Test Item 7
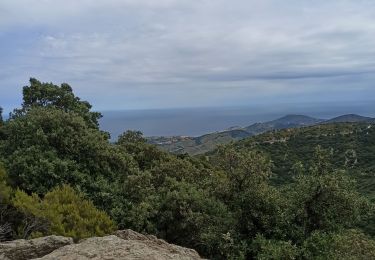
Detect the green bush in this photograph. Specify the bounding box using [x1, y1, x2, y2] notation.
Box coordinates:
[12, 185, 115, 240]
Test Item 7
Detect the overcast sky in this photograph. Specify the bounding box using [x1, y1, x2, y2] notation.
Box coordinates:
[1, 0, 375, 113]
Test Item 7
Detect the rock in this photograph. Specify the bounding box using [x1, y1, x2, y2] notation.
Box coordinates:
[114, 229, 202, 258]
[0, 230, 203, 260]
[35, 230, 203, 260]
[0, 235, 73, 260]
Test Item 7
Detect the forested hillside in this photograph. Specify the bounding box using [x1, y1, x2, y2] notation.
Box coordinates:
[210, 122, 375, 238]
[230, 123, 375, 199]
[149, 114, 374, 155]
[0, 79, 374, 259]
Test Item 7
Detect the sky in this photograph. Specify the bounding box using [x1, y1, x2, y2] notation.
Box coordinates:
[1, 0, 375, 114]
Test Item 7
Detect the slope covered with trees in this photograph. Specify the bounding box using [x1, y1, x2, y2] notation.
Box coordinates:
[230, 123, 375, 199]
[0, 79, 374, 259]
[149, 114, 374, 155]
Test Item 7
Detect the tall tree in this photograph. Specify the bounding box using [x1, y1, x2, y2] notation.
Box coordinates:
[1, 80, 136, 212]
[12, 78, 101, 128]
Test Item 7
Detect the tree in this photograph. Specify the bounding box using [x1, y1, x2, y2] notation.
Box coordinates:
[1, 107, 136, 212]
[152, 178, 235, 258]
[213, 146, 272, 196]
[118, 130, 146, 145]
[301, 229, 375, 259]
[117, 130, 167, 170]
[285, 147, 371, 241]
[213, 146, 288, 258]
[236, 184, 286, 241]
[0, 165, 11, 206]
[112, 152, 238, 259]
[0, 165, 15, 241]
[11, 191, 49, 239]
[251, 235, 298, 260]
[12, 78, 101, 128]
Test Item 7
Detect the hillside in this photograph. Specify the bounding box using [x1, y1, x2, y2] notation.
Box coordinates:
[323, 114, 374, 124]
[244, 114, 323, 134]
[148, 129, 250, 154]
[149, 114, 372, 155]
[227, 122, 375, 201]
[208, 122, 375, 236]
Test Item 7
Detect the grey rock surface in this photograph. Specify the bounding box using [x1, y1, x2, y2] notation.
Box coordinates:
[0, 235, 73, 260]
[35, 232, 203, 260]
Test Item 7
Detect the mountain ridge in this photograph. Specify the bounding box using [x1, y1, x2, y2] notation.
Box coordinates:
[323, 114, 374, 124]
[147, 114, 374, 155]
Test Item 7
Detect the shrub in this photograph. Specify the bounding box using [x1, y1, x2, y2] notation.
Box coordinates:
[12, 185, 115, 240]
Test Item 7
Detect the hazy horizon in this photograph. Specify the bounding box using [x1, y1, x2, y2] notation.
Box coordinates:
[1, 1, 375, 137]
[99, 100, 375, 138]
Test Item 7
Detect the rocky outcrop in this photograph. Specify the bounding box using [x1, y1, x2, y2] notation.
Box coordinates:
[114, 229, 202, 259]
[0, 230, 203, 260]
[0, 235, 73, 260]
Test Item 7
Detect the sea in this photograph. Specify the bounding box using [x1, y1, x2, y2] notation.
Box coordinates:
[99, 101, 375, 140]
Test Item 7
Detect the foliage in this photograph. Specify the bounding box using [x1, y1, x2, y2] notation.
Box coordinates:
[283, 147, 371, 242]
[213, 146, 272, 195]
[251, 235, 298, 260]
[236, 184, 286, 240]
[213, 146, 286, 240]
[0, 106, 136, 212]
[12, 78, 101, 128]
[11, 190, 49, 239]
[153, 178, 234, 256]
[0, 165, 15, 241]
[1, 79, 374, 259]
[0, 164, 11, 205]
[12, 185, 115, 240]
[301, 230, 375, 259]
[117, 130, 167, 170]
[233, 123, 375, 237]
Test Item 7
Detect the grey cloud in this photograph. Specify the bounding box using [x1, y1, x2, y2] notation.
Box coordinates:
[1, 0, 375, 111]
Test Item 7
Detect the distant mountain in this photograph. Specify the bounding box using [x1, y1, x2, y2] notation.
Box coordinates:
[244, 114, 324, 134]
[148, 114, 374, 155]
[148, 114, 324, 154]
[323, 114, 374, 124]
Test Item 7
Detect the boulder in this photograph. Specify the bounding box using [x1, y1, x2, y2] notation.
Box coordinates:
[35, 231, 203, 260]
[0, 230, 203, 260]
[0, 235, 73, 260]
[33, 230, 202, 260]
[114, 229, 202, 258]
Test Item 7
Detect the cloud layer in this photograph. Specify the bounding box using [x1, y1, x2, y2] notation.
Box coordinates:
[1, 0, 375, 112]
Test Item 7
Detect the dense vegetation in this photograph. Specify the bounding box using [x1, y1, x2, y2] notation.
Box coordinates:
[0, 79, 374, 259]
[230, 123, 375, 201]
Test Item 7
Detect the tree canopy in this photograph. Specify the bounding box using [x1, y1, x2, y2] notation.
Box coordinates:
[0, 79, 373, 259]
[12, 78, 101, 128]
